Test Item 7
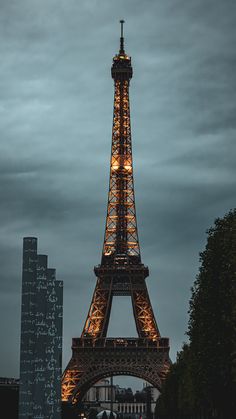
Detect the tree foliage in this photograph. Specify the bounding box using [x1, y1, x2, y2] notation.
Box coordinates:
[61, 401, 80, 418]
[156, 209, 236, 419]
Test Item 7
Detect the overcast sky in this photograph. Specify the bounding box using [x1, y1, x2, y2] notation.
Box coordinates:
[0, 0, 235, 391]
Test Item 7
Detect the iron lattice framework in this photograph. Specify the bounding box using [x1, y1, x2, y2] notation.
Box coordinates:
[103, 76, 139, 259]
[62, 21, 171, 404]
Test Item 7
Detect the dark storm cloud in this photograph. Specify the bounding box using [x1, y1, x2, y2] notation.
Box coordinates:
[0, 0, 235, 390]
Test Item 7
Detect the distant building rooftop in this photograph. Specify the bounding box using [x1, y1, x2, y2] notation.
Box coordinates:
[0, 377, 19, 386]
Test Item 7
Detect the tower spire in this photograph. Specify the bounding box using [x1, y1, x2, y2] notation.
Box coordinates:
[119, 19, 125, 54]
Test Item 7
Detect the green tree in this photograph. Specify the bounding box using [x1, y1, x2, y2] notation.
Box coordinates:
[155, 343, 195, 419]
[61, 401, 80, 418]
[188, 209, 236, 418]
[155, 209, 236, 419]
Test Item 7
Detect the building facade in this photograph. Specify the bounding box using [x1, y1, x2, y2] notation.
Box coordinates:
[84, 379, 116, 404]
[18, 237, 63, 419]
[83, 379, 159, 419]
[0, 377, 19, 419]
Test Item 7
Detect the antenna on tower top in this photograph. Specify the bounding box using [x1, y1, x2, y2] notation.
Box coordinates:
[120, 19, 124, 37]
[119, 19, 125, 54]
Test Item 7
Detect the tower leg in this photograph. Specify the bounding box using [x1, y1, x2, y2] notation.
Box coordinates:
[131, 284, 160, 340]
[81, 278, 113, 338]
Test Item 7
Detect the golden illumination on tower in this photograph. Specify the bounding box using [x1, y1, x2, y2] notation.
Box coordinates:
[61, 23, 170, 406]
[103, 71, 140, 258]
[61, 367, 81, 402]
[80, 20, 161, 342]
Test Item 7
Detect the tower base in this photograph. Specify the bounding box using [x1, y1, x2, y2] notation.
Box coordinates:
[62, 338, 171, 403]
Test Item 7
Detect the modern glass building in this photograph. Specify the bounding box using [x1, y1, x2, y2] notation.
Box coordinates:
[18, 237, 63, 419]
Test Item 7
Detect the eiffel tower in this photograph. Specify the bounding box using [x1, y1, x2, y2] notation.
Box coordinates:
[62, 21, 171, 404]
